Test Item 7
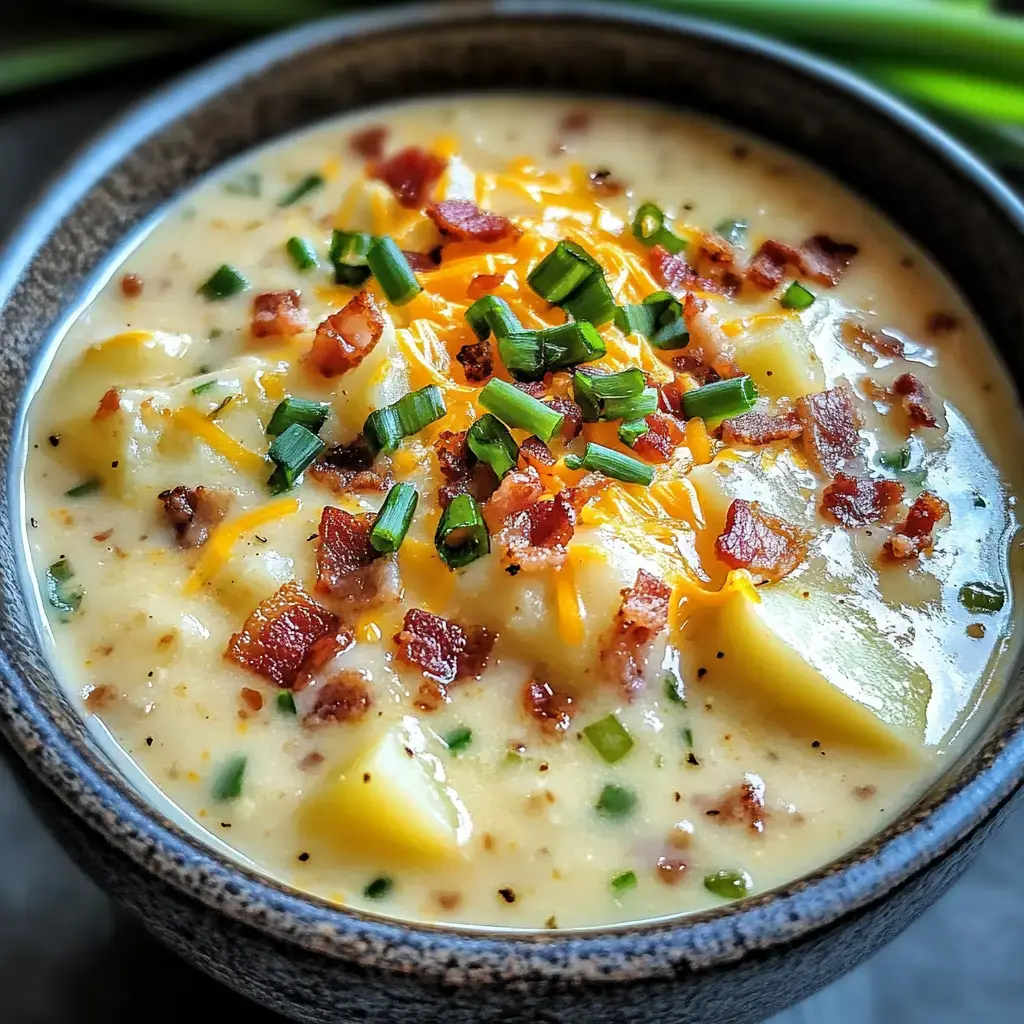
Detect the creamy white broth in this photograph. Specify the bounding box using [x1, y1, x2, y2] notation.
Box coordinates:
[22, 96, 1024, 929]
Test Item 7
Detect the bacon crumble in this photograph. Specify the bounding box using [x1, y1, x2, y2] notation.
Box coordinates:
[120, 272, 144, 298]
[315, 506, 398, 608]
[498, 492, 576, 572]
[798, 235, 859, 286]
[746, 239, 801, 290]
[820, 473, 904, 527]
[632, 412, 685, 463]
[251, 290, 308, 338]
[649, 244, 717, 294]
[925, 311, 960, 335]
[891, 372, 938, 429]
[157, 485, 231, 548]
[369, 146, 447, 208]
[796, 385, 861, 476]
[94, 387, 121, 420]
[701, 773, 768, 833]
[523, 679, 576, 736]
[455, 338, 494, 383]
[519, 436, 556, 470]
[427, 199, 519, 243]
[842, 320, 905, 360]
[715, 499, 809, 583]
[467, 273, 506, 300]
[721, 410, 802, 446]
[603, 569, 672, 698]
[309, 436, 392, 494]
[306, 290, 385, 378]
[434, 430, 499, 508]
[402, 248, 442, 272]
[304, 669, 373, 727]
[545, 395, 583, 440]
[349, 125, 388, 160]
[884, 491, 949, 560]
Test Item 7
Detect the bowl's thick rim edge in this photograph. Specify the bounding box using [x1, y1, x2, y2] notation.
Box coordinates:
[2, 0, 1024, 979]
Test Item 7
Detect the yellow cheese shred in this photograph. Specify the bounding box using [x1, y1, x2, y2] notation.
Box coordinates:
[555, 560, 585, 647]
[173, 407, 266, 474]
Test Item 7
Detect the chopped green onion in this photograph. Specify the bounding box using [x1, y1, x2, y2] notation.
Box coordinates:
[285, 236, 318, 273]
[563, 443, 655, 486]
[615, 291, 689, 350]
[704, 868, 753, 901]
[528, 240, 601, 304]
[211, 755, 247, 801]
[329, 229, 373, 287]
[563, 273, 617, 326]
[276, 173, 324, 208]
[877, 446, 912, 472]
[223, 172, 261, 197]
[664, 674, 686, 705]
[572, 367, 646, 422]
[266, 397, 330, 437]
[781, 281, 816, 310]
[65, 478, 101, 499]
[364, 385, 447, 454]
[614, 303, 657, 338]
[363, 876, 394, 900]
[479, 378, 564, 443]
[632, 202, 687, 253]
[191, 379, 218, 396]
[367, 235, 422, 305]
[537, 321, 606, 371]
[267, 423, 325, 494]
[443, 725, 473, 754]
[682, 727, 694, 749]
[467, 414, 520, 479]
[370, 483, 419, 554]
[496, 331, 545, 380]
[603, 387, 659, 423]
[618, 417, 650, 447]
[583, 714, 634, 764]
[435, 493, 490, 569]
[611, 870, 638, 894]
[198, 264, 249, 301]
[45, 558, 83, 618]
[959, 582, 1005, 614]
[714, 218, 749, 245]
[680, 375, 757, 422]
[276, 690, 296, 715]
[596, 783, 637, 819]
[465, 295, 521, 341]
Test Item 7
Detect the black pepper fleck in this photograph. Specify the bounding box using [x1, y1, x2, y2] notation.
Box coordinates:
[706, 809, 721, 817]
[686, 753, 700, 766]
[716, 651, 725, 659]
[110, 461, 119, 469]
[811, 740, 821, 749]
[498, 888, 517, 904]
[30, 518, 38, 529]
[306, 534, 318, 542]
[48, 435, 60, 447]
[363, 772, 372, 783]
[145, 737, 153, 746]
[220, 822, 232, 828]
[697, 667, 707, 679]
[297, 852, 310, 862]
[505, 564, 521, 577]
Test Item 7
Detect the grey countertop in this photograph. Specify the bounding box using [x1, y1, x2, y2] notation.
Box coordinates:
[1, 83, 1022, 1024]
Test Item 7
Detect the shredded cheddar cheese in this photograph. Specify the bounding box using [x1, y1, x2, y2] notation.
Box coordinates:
[173, 407, 266, 474]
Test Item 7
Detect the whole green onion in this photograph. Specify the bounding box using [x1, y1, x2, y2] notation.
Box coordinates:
[266, 397, 330, 437]
[563, 443, 655, 485]
[467, 414, 520, 479]
[680, 375, 758, 421]
[631, 202, 687, 253]
[370, 483, 419, 554]
[198, 264, 249, 301]
[959, 582, 1006, 614]
[364, 385, 447, 454]
[528, 240, 601, 303]
[435, 493, 490, 569]
[267, 423, 325, 494]
[781, 281, 816, 310]
[465, 295, 521, 341]
[285, 236, 318, 272]
[367, 235, 422, 305]
[277, 173, 324, 208]
[479, 378, 564, 442]
[583, 714, 634, 763]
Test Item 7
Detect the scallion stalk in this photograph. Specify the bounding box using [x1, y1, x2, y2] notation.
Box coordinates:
[631, 202, 687, 253]
[367, 236, 422, 305]
[363, 385, 447, 454]
[443, 725, 473, 754]
[285, 236, 319, 272]
[959, 582, 1006, 613]
[329, 229, 373, 287]
[276, 690, 297, 715]
[363, 876, 394, 900]
[611, 870, 638, 894]
[528, 240, 601, 303]
[497, 331, 545, 380]
[563, 273, 617, 326]
[267, 423, 325, 493]
[276, 173, 324, 208]
[583, 714, 634, 763]
[602, 388, 659, 423]
[211, 754, 247, 801]
[618, 417, 650, 447]
[467, 414, 520, 479]
[596, 783, 637, 819]
[680, 375, 758, 421]
[536, 321, 606, 370]
[479, 378, 564, 442]
[615, 291, 689, 349]
[573, 367, 646, 419]
[780, 281, 816, 310]
[703, 867, 753, 901]
[370, 483, 419, 554]
[465, 295, 521, 341]
[65, 478, 102, 499]
[563, 443, 655, 485]
[198, 264, 249, 301]
[266, 397, 330, 437]
[434, 493, 490, 569]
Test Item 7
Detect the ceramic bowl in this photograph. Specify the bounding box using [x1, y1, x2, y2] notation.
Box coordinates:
[2, 3, 1023, 1022]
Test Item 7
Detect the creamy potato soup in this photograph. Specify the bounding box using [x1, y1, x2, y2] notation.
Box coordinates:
[22, 96, 1024, 929]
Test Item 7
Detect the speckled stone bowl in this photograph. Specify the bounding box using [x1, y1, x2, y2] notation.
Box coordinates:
[2, 3, 1023, 1022]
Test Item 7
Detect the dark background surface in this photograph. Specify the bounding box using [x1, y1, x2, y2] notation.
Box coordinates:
[2, 57, 1024, 1024]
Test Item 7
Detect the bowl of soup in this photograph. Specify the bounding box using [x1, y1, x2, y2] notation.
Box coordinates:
[2, 3, 1023, 1022]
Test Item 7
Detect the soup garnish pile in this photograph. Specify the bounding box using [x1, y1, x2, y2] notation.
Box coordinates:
[25, 98, 1022, 928]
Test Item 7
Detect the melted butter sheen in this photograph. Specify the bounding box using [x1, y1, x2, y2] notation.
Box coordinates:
[22, 96, 1024, 929]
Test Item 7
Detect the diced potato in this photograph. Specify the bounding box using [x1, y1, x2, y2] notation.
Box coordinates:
[329, 317, 409, 436]
[300, 718, 470, 864]
[207, 548, 294, 617]
[731, 315, 824, 401]
[79, 330, 194, 390]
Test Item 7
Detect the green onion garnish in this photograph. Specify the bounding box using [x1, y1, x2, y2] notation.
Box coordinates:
[363, 876, 394, 900]
[370, 483, 419, 554]
[367, 235, 422, 306]
[877, 446, 912, 472]
[563, 443, 655, 486]
[703, 868, 753, 901]
[714, 218, 748, 245]
[276, 690, 297, 715]
[198, 264, 249, 302]
[329, 229, 373, 287]
[223, 171, 261, 197]
[538, 321, 607, 371]
[285, 236, 319, 273]
[602, 387, 658, 423]
[583, 714, 634, 764]
[573, 367, 646, 422]
[45, 558, 83, 618]
[443, 725, 473, 754]
[682, 726, 694, 749]
[266, 397, 330, 437]
[631, 202, 687, 253]
[435, 493, 490, 569]
[479, 378, 564, 443]
[467, 414, 520, 479]
[528, 240, 601, 304]
[191, 380, 218, 396]
[363, 385, 447, 454]
[211, 755, 247, 801]
[563, 273, 617, 326]
[65, 478, 101, 499]
[959, 582, 1005, 614]
[618, 417, 650, 447]
[276, 173, 324, 208]
[611, 870, 638, 894]
[664, 674, 686, 705]
[496, 330, 545, 380]
[596, 783, 637, 819]
[615, 292, 689, 350]
[680, 375, 757, 422]
[267, 423, 325, 494]
[780, 281, 816, 310]
[465, 295, 521, 341]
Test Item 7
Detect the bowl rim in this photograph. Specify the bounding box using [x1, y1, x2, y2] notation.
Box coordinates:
[2, 0, 1024, 981]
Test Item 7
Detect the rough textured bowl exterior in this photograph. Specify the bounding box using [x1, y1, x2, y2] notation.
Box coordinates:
[1, 3, 1023, 1023]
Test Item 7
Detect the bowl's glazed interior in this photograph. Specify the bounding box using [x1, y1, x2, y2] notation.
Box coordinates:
[1, 0, 1024, 990]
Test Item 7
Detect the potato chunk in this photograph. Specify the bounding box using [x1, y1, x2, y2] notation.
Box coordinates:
[732, 315, 824, 401]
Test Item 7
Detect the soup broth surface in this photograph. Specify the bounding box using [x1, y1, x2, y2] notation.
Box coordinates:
[22, 96, 1024, 929]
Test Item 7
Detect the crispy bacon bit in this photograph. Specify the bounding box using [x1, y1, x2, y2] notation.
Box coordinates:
[427, 199, 519, 243]
[94, 387, 121, 421]
[588, 168, 625, 196]
[681, 293, 736, 375]
[292, 634, 355, 693]
[306, 290, 385, 378]
[498, 491, 577, 572]
[649, 244, 717, 294]
[309, 436, 391, 494]
[369, 146, 446, 208]
[698, 232, 734, 266]
[455, 338, 494, 383]
[670, 353, 720, 389]
[402, 248, 442, 272]
[434, 430, 499, 508]
[239, 687, 264, 712]
[633, 412, 685, 463]
[891, 372, 938, 429]
[545, 395, 583, 440]
[701, 773, 767, 833]
[435, 430, 472, 480]
[721, 410, 802, 446]
[226, 582, 339, 688]
[304, 669, 372, 727]
[746, 239, 801, 290]
[561, 109, 592, 134]
[842, 320, 905, 360]
[299, 751, 325, 771]
[821, 473, 904, 527]
[83, 684, 118, 711]
[656, 857, 688, 886]
[251, 290, 308, 338]
[715, 499, 809, 583]
[484, 466, 545, 530]
[884, 491, 949, 560]
[520, 436, 556, 470]
[799, 235, 858, 286]
[796, 386, 861, 476]
[467, 273, 505, 300]
[315, 506, 398, 607]
[603, 569, 672, 698]
[439, 464, 499, 509]
[120, 272, 144, 298]
[523, 679, 575, 736]
[157, 485, 230, 548]
[349, 125, 388, 160]
[514, 380, 548, 398]
[926, 311, 960, 335]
